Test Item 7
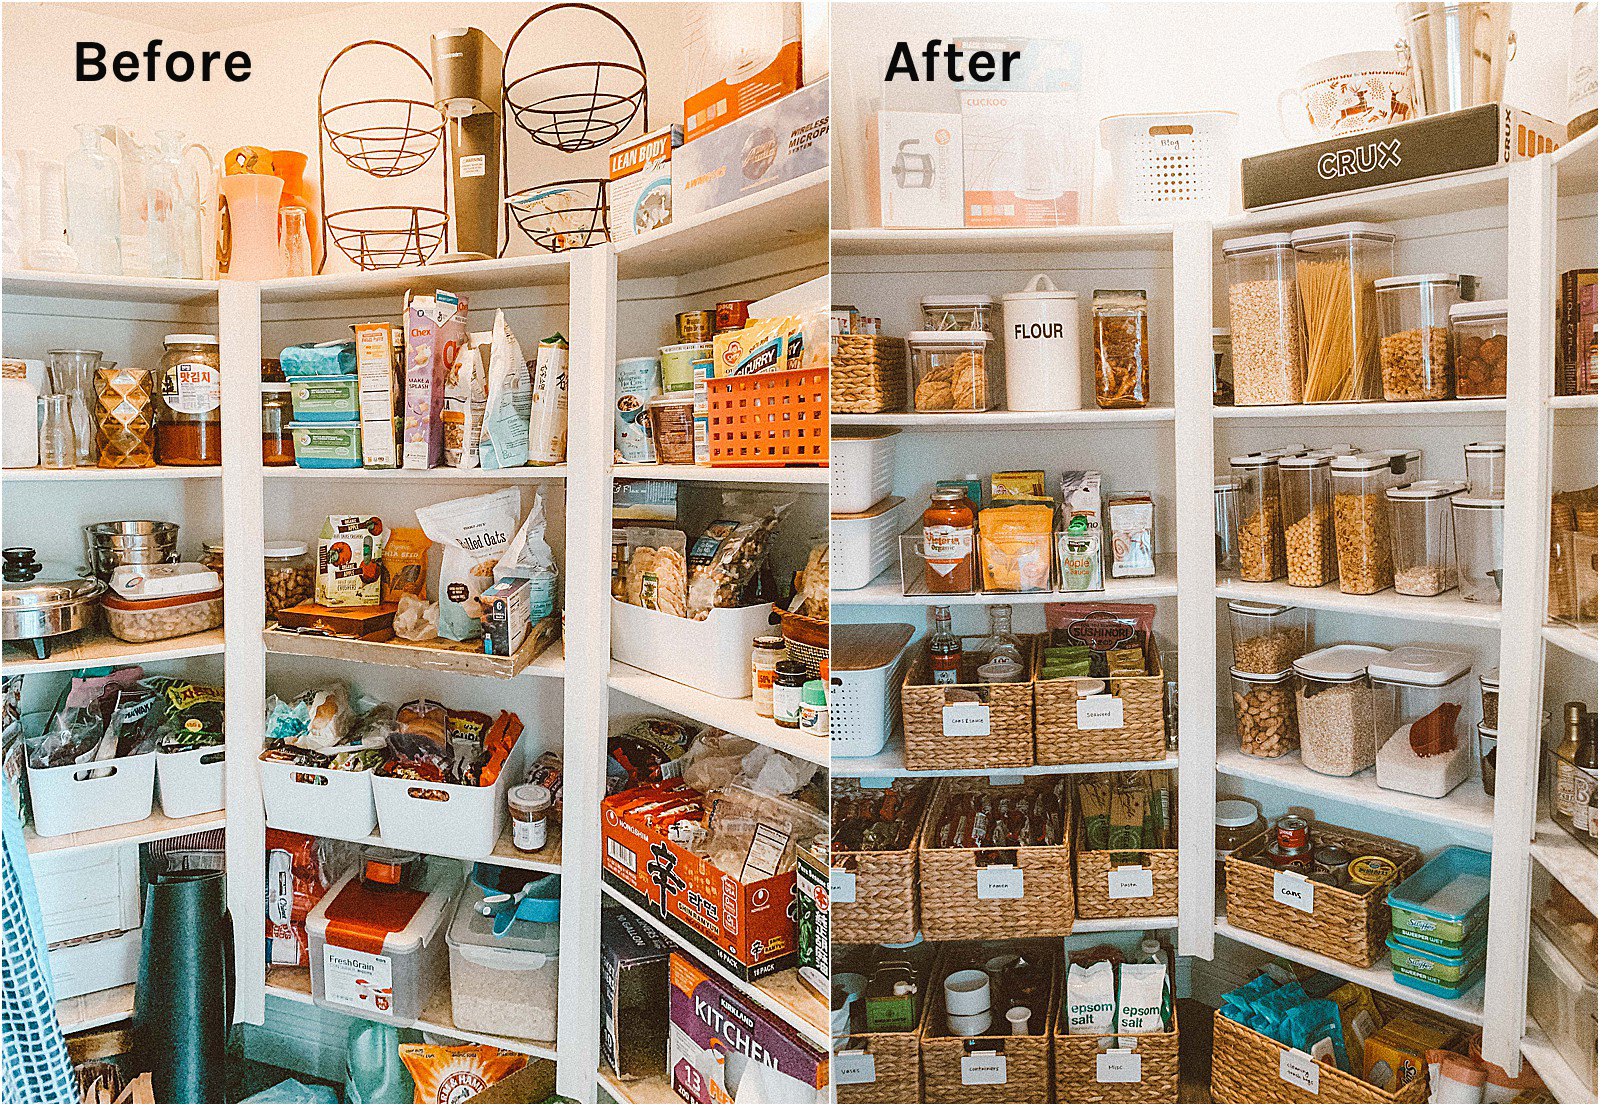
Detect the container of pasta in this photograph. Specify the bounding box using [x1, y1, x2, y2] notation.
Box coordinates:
[1290, 222, 1395, 403]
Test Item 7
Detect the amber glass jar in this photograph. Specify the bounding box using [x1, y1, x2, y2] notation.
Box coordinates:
[262, 383, 295, 465]
[156, 334, 221, 465]
[923, 487, 976, 594]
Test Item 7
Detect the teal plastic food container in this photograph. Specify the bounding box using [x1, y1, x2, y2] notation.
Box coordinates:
[290, 422, 362, 468]
[1386, 845, 1491, 950]
[290, 374, 360, 423]
[1386, 929, 1487, 999]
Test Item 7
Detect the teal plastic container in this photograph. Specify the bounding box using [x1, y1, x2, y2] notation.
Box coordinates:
[290, 422, 362, 468]
[1386, 929, 1487, 999]
[1386, 846, 1491, 951]
[290, 375, 360, 423]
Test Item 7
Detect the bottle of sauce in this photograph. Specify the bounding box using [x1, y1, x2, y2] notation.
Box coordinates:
[929, 605, 962, 684]
[1555, 701, 1586, 821]
[923, 488, 975, 593]
[1572, 711, 1598, 840]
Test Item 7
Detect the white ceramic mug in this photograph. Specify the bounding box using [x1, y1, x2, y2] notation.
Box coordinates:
[1278, 50, 1417, 140]
[947, 1010, 994, 1037]
[944, 969, 992, 1016]
[1002, 274, 1081, 411]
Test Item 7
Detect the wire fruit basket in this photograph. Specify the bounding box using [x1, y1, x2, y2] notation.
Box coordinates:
[325, 205, 449, 270]
[505, 179, 609, 253]
[322, 97, 445, 178]
[502, 4, 648, 153]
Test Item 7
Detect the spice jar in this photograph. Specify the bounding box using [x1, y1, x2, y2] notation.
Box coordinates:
[93, 366, 157, 468]
[1463, 441, 1505, 497]
[1231, 453, 1287, 582]
[1293, 644, 1389, 777]
[507, 783, 553, 852]
[1215, 799, 1265, 891]
[1279, 453, 1339, 587]
[264, 542, 314, 618]
[1213, 328, 1234, 406]
[1291, 222, 1395, 403]
[923, 488, 976, 594]
[908, 332, 991, 411]
[1376, 274, 1475, 401]
[1386, 480, 1466, 596]
[1449, 300, 1508, 398]
[1224, 233, 1304, 405]
[155, 334, 222, 465]
[262, 383, 295, 466]
[1451, 496, 1505, 603]
[773, 660, 808, 729]
[921, 294, 997, 333]
[1330, 449, 1422, 594]
[1228, 601, 1308, 674]
[1370, 645, 1474, 798]
[1231, 667, 1299, 758]
[751, 634, 785, 718]
[199, 540, 224, 580]
[1091, 288, 1150, 408]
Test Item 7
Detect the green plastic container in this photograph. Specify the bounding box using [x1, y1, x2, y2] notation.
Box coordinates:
[290, 375, 360, 422]
[1386, 930, 1486, 999]
[1386, 845, 1491, 950]
[290, 422, 362, 468]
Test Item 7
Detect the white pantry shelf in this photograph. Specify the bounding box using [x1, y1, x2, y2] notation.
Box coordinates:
[832, 407, 1175, 431]
[264, 465, 567, 481]
[3, 465, 219, 481]
[834, 561, 1178, 606]
[1216, 573, 1501, 628]
[1, 627, 226, 676]
[259, 252, 569, 303]
[598, 1064, 677, 1105]
[338, 822, 563, 875]
[24, 810, 225, 858]
[606, 661, 826, 765]
[57, 984, 136, 1035]
[1073, 915, 1180, 933]
[1213, 399, 1505, 421]
[1530, 818, 1598, 915]
[1548, 393, 1598, 409]
[1542, 623, 1598, 663]
[1520, 1023, 1596, 1104]
[2, 269, 218, 305]
[831, 223, 1173, 256]
[834, 732, 1177, 780]
[616, 169, 827, 280]
[614, 462, 827, 486]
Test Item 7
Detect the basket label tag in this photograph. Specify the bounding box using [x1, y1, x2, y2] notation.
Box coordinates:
[835, 1051, 876, 1085]
[1279, 1048, 1320, 1094]
[943, 701, 991, 736]
[988, 773, 1025, 786]
[976, 865, 1023, 899]
[831, 869, 858, 904]
[1272, 871, 1315, 913]
[859, 776, 896, 789]
[1097, 1048, 1141, 1083]
[1108, 865, 1154, 899]
[1076, 694, 1124, 730]
[960, 1052, 1007, 1085]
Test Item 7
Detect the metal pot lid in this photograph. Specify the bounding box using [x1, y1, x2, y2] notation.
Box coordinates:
[1, 548, 104, 612]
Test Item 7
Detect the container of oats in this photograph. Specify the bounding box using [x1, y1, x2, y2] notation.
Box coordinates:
[1290, 222, 1394, 403]
[908, 331, 991, 412]
[1292, 644, 1390, 777]
[1231, 667, 1299, 758]
[1230, 452, 1288, 582]
[1224, 233, 1304, 405]
[1279, 452, 1341, 587]
[1228, 601, 1308, 674]
[1375, 273, 1476, 401]
[1385, 480, 1466, 596]
[1329, 449, 1422, 594]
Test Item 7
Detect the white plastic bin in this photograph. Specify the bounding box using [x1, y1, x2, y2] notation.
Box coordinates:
[1528, 925, 1598, 1093]
[156, 745, 226, 819]
[306, 871, 455, 1026]
[32, 845, 141, 944]
[830, 623, 915, 758]
[1099, 110, 1240, 223]
[446, 883, 560, 1042]
[27, 753, 156, 838]
[260, 757, 377, 839]
[47, 928, 141, 1001]
[610, 598, 774, 699]
[373, 740, 522, 859]
[831, 497, 903, 591]
[832, 429, 899, 514]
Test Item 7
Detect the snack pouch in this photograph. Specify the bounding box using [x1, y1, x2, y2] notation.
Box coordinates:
[494, 490, 558, 620]
[416, 487, 522, 641]
[381, 527, 430, 602]
[316, 515, 386, 606]
[397, 1044, 526, 1105]
[479, 310, 531, 469]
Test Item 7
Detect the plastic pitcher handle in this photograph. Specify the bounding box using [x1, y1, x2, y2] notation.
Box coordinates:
[1023, 273, 1059, 294]
[1275, 88, 1305, 142]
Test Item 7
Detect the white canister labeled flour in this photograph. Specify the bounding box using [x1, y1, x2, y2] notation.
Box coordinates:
[1002, 274, 1080, 411]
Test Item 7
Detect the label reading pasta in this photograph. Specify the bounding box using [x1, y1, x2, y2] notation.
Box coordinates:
[1108, 866, 1154, 900]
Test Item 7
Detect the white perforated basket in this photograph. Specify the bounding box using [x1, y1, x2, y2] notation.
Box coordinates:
[831, 429, 899, 514]
[1099, 111, 1240, 224]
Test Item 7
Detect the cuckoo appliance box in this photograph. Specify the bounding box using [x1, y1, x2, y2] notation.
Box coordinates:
[961, 89, 1086, 227]
[1242, 103, 1564, 209]
[673, 79, 829, 221]
[682, 1, 802, 142]
[874, 111, 964, 228]
[608, 125, 683, 241]
[667, 953, 827, 1104]
[601, 905, 674, 1080]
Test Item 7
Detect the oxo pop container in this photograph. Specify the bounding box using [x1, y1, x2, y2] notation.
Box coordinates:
[1290, 222, 1396, 403]
[1230, 453, 1287, 582]
[1371, 645, 1474, 798]
[1463, 441, 1506, 496]
[306, 870, 457, 1026]
[1385, 480, 1466, 596]
[1330, 450, 1423, 594]
[907, 331, 992, 412]
[1223, 233, 1305, 406]
[1279, 453, 1337, 587]
[446, 877, 561, 1042]
[1215, 478, 1240, 570]
[1231, 667, 1299, 759]
[1452, 496, 1505, 603]
[1376, 273, 1476, 401]
[1228, 600, 1308, 675]
[1385, 845, 1491, 951]
[1450, 300, 1509, 398]
[921, 294, 997, 333]
[1293, 644, 1390, 777]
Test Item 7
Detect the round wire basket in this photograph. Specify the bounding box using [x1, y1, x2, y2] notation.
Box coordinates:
[322, 98, 445, 178]
[505, 179, 609, 253]
[325, 206, 449, 269]
[502, 4, 649, 153]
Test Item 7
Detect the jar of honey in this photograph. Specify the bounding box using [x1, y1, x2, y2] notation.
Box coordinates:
[156, 334, 222, 465]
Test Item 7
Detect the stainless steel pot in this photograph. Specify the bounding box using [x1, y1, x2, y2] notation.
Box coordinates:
[84, 520, 179, 582]
[1, 547, 104, 658]
[1398, 1, 1515, 116]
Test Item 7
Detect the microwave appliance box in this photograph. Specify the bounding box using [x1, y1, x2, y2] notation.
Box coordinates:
[601, 905, 674, 1080]
[682, 2, 803, 142]
[673, 79, 828, 222]
[960, 89, 1086, 227]
[608, 124, 683, 241]
[874, 111, 964, 228]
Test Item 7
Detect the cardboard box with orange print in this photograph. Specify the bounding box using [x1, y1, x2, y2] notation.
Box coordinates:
[681, 2, 802, 142]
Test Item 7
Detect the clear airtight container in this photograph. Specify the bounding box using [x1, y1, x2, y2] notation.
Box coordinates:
[1231, 453, 1287, 582]
[1216, 478, 1240, 571]
[1450, 300, 1509, 398]
[1293, 644, 1390, 776]
[1452, 496, 1505, 603]
[921, 294, 998, 333]
[1279, 453, 1338, 587]
[1231, 668, 1299, 758]
[1229, 600, 1308, 674]
[908, 331, 992, 412]
[1479, 668, 1499, 729]
[1291, 223, 1396, 403]
[1463, 441, 1505, 497]
[1330, 450, 1423, 595]
[1223, 233, 1304, 406]
[1370, 646, 1474, 798]
[1385, 480, 1467, 596]
[1375, 274, 1476, 401]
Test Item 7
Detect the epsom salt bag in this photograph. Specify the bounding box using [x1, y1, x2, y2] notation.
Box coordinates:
[1066, 959, 1118, 1035]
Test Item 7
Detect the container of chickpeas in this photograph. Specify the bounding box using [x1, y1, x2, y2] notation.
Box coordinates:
[1329, 449, 1422, 595]
[1231, 667, 1299, 758]
[264, 541, 315, 620]
[908, 331, 992, 412]
[1230, 453, 1288, 582]
[1279, 452, 1340, 587]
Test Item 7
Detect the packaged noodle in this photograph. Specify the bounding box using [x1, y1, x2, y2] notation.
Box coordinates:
[686, 496, 788, 616]
[479, 310, 531, 469]
[527, 333, 569, 464]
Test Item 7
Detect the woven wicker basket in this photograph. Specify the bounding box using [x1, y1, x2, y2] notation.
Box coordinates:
[1035, 652, 1167, 764]
[901, 642, 1035, 772]
[918, 777, 1074, 941]
[1223, 821, 1422, 967]
[833, 334, 908, 414]
[1075, 845, 1179, 920]
[919, 943, 1057, 1104]
[1053, 1006, 1180, 1103]
[835, 1030, 922, 1104]
[1211, 1008, 1429, 1104]
[833, 782, 933, 945]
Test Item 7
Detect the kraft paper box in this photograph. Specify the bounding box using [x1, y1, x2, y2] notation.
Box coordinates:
[682, 1, 802, 142]
[402, 290, 467, 470]
[608, 124, 683, 240]
[875, 110, 963, 228]
[961, 89, 1087, 227]
[673, 79, 828, 221]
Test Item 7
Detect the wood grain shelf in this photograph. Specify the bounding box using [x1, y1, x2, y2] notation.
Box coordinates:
[2, 628, 225, 676]
[262, 619, 559, 679]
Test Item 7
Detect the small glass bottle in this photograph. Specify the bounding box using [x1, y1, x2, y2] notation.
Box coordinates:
[751, 634, 785, 718]
[37, 394, 76, 469]
[929, 605, 962, 685]
[773, 660, 808, 729]
[972, 604, 1024, 668]
[279, 206, 312, 278]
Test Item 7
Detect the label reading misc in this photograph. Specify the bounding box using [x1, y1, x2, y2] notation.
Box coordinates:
[1279, 1048, 1321, 1094]
[960, 1052, 1008, 1086]
[831, 869, 858, 904]
[1076, 694, 1125, 730]
[976, 865, 1023, 900]
[1097, 1049, 1142, 1083]
[834, 1052, 877, 1086]
[943, 701, 991, 737]
[1108, 865, 1154, 900]
[1273, 870, 1316, 913]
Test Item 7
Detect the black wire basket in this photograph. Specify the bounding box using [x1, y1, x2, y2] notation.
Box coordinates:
[502, 4, 649, 153]
[322, 97, 445, 178]
[505, 179, 609, 253]
[325, 205, 449, 269]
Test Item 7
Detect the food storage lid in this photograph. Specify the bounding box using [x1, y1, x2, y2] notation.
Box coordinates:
[921, 295, 996, 307]
[1330, 449, 1421, 473]
[1449, 299, 1509, 321]
[1477, 720, 1497, 738]
[1452, 496, 1505, 509]
[1216, 799, 1261, 828]
[831, 623, 915, 672]
[448, 880, 560, 958]
[1293, 644, 1389, 682]
[1228, 452, 1277, 470]
[262, 383, 291, 394]
[264, 542, 309, 558]
[1212, 327, 1232, 337]
[1289, 221, 1396, 246]
[831, 495, 904, 523]
[509, 783, 553, 816]
[101, 585, 225, 611]
[1221, 231, 1293, 254]
[1385, 479, 1468, 501]
[1366, 644, 1472, 686]
[1226, 600, 1294, 617]
[1480, 667, 1499, 692]
[906, 330, 992, 344]
[307, 871, 456, 956]
[1261, 443, 1309, 458]
[1279, 452, 1333, 469]
[647, 393, 694, 409]
[163, 333, 218, 346]
[109, 563, 220, 600]
[1230, 666, 1294, 683]
[1002, 275, 1078, 302]
[1464, 441, 1505, 456]
[1214, 479, 1240, 492]
[1373, 273, 1471, 290]
[0, 549, 103, 615]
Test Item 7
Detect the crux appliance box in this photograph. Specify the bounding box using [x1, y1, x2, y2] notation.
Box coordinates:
[600, 905, 673, 1081]
[1242, 103, 1563, 210]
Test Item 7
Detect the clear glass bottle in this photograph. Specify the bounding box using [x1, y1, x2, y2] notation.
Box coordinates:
[261, 383, 295, 466]
[37, 394, 76, 469]
[929, 604, 963, 685]
[156, 334, 222, 465]
[145, 130, 185, 278]
[972, 604, 1024, 668]
[63, 124, 121, 275]
[280, 205, 312, 278]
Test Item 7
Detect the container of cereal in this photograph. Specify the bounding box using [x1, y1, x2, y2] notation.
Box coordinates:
[1230, 453, 1288, 582]
[921, 294, 997, 333]
[1385, 480, 1466, 596]
[1451, 496, 1505, 603]
[1228, 601, 1308, 674]
[1463, 441, 1505, 497]
[101, 564, 223, 643]
[264, 542, 314, 619]
[1449, 300, 1509, 398]
[1290, 223, 1395, 403]
[1223, 233, 1304, 405]
[1279, 452, 1339, 586]
[1293, 644, 1390, 777]
[446, 875, 560, 1042]
[1215, 478, 1241, 570]
[1371, 645, 1474, 798]
[1330, 449, 1422, 594]
[1375, 273, 1475, 401]
[908, 331, 991, 412]
[1231, 667, 1299, 758]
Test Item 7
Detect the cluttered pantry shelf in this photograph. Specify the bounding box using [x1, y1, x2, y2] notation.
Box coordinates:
[606, 661, 826, 765]
[834, 560, 1178, 606]
[1521, 1024, 1595, 1105]
[615, 463, 827, 485]
[597, 1063, 676, 1106]
[833, 731, 1178, 780]
[1, 270, 219, 305]
[322, 822, 563, 875]
[0, 627, 225, 675]
[1215, 573, 1502, 628]
[261, 627, 563, 680]
[23, 810, 226, 858]
[1530, 818, 1598, 915]
[830, 223, 1175, 256]
[831, 407, 1175, 430]
[263, 466, 568, 482]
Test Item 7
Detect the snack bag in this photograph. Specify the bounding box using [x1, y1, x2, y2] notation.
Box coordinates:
[398, 1044, 526, 1105]
[495, 491, 558, 620]
[381, 527, 430, 602]
[621, 527, 688, 615]
[316, 516, 386, 606]
[442, 331, 489, 469]
[479, 310, 531, 469]
[416, 488, 522, 641]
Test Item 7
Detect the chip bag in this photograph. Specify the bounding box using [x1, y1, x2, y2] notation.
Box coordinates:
[398, 1044, 526, 1104]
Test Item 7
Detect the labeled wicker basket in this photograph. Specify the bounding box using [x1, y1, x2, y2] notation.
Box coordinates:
[920, 942, 1057, 1104]
[1053, 1005, 1179, 1104]
[1223, 820, 1422, 967]
[833, 335, 908, 414]
[901, 641, 1035, 772]
[832, 782, 933, 945]
[1075, 844, 1179, 920]
[835, 1030, 922, 1105]
[1211, 1008, 1429, 1104]
[918, 777, 1074, 941]
[1550, 487, 1598, 623]
[1035, 649, 1167, 765]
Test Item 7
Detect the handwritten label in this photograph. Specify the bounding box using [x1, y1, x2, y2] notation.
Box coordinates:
[943, 701, 991, 737]
[960, 1053, 1008, 1086]
[1108, 865, 1154, 900]
[831, 869, 858, 904]
[976, 865, 1023, 899]
[1279, 1048, 1321, 1094]
[835, 1052, 877, 1086]
[1273, 870, 1315, 914]
[1097, 1049, 1142, 1083]
[1076, 695, 1125, 730]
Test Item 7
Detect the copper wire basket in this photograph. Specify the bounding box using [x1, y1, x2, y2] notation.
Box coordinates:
[325, 205, 449, 269]
[321, 97, 444, 178]
[502, 4, 648, 153]
[505, 179, 609, 253]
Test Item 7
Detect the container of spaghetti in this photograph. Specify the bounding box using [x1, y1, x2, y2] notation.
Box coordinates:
[1290, 222, 1395, 404]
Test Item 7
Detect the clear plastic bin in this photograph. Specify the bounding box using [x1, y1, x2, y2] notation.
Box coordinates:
[1449, 300, 1508, 398]
[1370, 645, 1474, 798]
[1223, 234, 1304, 406]
[1375, 273, 1475, 401]
[1452, 496, 1504, 603]
[1385, 480, 1466, 596]
[1290, 222, 1395, 403]
[1528, 925, 1599, 1094]
[1231, 453, 1287, 582]
[446, 878, 560, 1042]
[1330, 450, 1422, 595]
[1477, 722, 1496, 796]
[1280, 453, 1337, 587]
[1215, 478, 1240, 571]
[1228, 600, 1308, 674]
[1231, 667, 1299, 759]
[1463, 441, 1505, 496]
[1293, 644, 1389, 777]
[100, 588, 224, 642]
[1479, 668, 1498, 729]
[306, 870, 457, 1026]
[908, 331, 991, 412]
[921, 295, 997, 333]
[1213, 327, 1234, 406]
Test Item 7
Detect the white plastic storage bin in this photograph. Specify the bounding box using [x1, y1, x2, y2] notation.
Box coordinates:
[31, 845, 141, 944]
[610, 598, 774, 699]
[1527, 925, 1598, 1093]
[156, 745, 226, 819]
[830, 623, 915, 758]
[832, 428, 899, 514]
[260, 757, 377, 840]
[832, 497, 903, 591]
[306, 871, 456, 1027]
[1099, 110, 1240, 223]
[48, 928, 141, 1001]
[373, 740, 523, 859]
[26, 753, 156, 838]
[446, 882, 560, 1042]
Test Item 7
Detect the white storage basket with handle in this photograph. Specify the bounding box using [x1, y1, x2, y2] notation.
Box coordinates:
[610, 598, 775, 698]
[1099, 111, 1240, 224]
[832, 497, 903, 591]
[373, 738, 523, 859]
[831, 623, 915, 759]
[832, 428, 899, 514]
[260, 756, 378, 839]
[156, 745, 226, 819]
[27, 753, 156, 838]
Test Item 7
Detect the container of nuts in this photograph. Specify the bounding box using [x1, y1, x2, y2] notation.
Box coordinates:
[1329, 450, 1422, 595]
[1230, 453, 1288, 582]
[1279, 452, 1342, 587]
[1449, 300, 1508, 398]
[101, 563, 223, 643]
[1292, 644, 1390, 777]
[264, 541, 315, 620]
[1385, 480, 1466, 596]
[1228, 601, 1308, 674]
[1231, 667, 1299, 758]
[1375, 273, 1476, 401]
[908, 331, 991, 412]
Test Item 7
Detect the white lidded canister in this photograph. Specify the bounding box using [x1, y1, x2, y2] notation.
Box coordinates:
[1001, 274, 1080, 411]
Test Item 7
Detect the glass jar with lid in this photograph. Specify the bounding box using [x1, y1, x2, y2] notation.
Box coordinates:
[1290, 222, 1396, 403]
[264, 541, 313, 618]
[1448, 299, 1508, 398]
[199, 540, 224, 580]
[1375, 274, 1476, 401]
[920, 294, 997, 333]
[1293, 644, 1390, 776]
[1463, 441, 1505, 497]
[1329, 449, 1423, 595]
[1279, 453, 1339, 587]
[1451, 496, 1505, 603]
[1230, 453, 1287, 582]
[1370, 645, 1474, 798]
[1215, 799, 1265, 891]
[1224, 233, 1304, 405]
[1092, 289, 1150, 408]
[262, 383, 295, 466]
[156, 333, 221, 465]
[1386, 480, 1466, 596]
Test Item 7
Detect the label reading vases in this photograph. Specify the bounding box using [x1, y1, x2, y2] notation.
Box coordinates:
[835, 1052, 877, 1085]
[162, 360, 220, 414]
[322, 945, 395, 1016]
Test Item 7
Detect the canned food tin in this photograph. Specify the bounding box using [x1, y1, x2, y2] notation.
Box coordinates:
[1275, 814, 1310, 851]
[1313, 845, 1353, 873]
[676, 310, 713, 344]
[715, 300, 753, 333]
[1347, 855, 1399, 888]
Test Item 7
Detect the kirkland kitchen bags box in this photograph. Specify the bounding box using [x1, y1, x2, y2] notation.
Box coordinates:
[1242, 103, 1564, 209]
[608, 124, 683, 240]
[961, 89, 1086, 226]
[682, 1, 802, 142]
[674, 79, 828, 221]
[874, 110, 963, 228]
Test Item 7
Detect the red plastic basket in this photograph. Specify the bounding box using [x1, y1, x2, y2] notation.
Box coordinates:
[705, 367, 829, 467]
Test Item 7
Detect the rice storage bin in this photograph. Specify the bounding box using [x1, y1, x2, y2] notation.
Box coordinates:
[1001, 275, 1080, 411]
[1230, 453, 1287, 582]
[447, 873, 560, 1042]
[1099, 110, 1240, 224]
[101, 563, 223, 643]
[1528, 923, 1599, 1093]
[1230, 667, 1298, 759]
[1224, 233, 1304, 406]
[831, 427, 899, 514]
[1375, 273, 1476, 401]
[1292, 645, 1390, 777]
[1452, 496, 1504, 603]
[306, 868, 456, 1026]
[1450, 300, 1509, 398]
[1290, 222, 1395, 403]
[1228, 601, 1308, 674]
[1385, 480, 1466, 596]
[908, 331, 991, 412]
[1330, 449, 1423, 595]
[830, 623, 914, 759]
[1371, 645, 1474, 798]
[1386, 846, 1491, 952]
[1279, 452, 1338, 586]
[1463, 441, 1505, 497]
[831, 497, 903, 591]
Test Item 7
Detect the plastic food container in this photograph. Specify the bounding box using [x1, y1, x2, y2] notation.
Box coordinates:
[1385, 480, 1466, 596]
[306, 870, 456, 1026]
[659, 342, 710, 393]
[1293, 644, 1390, 777]
[260, 755, 377, 839]
[1376, 274, 1475, 401]
[1452, 496, 1504, 603]
[831, 428, 899, 514]
[921, 294, 997, 333]
[290, 375, 361, 422]
[1231, 667, 1299, 758]
[831, 496, 902, 591]
[1279, 453, 1338, 586]
[262, 384, 295, 465]
[908, 331, 991, 412]
[646, 395, 695, 465]
[1371, 645, 1474, 798]
[1449, 300, 1508, 398]
[1213, 327, 1234, 406]
[1385, 845, 1491, 951]
[1091, 288, 1150, 409]
[1290, 222, 1395, 403]
[100, 566, 224, 643]
[27, 752, 156, 838]
[1215, 478, 1240, 570]
[1231, 453, 1287, 582]
[291, 421, 362, 468]
[1479, 668, 1499, 729]
[1477, 722, 1497, 796]
[1386, 929, 1487, 999]
[830, 623, 914, 759]
[446, 879, 560, 1041]
[1463, 441, 1505, 497]
[1330, 450, 1423, 594]
[1228, 600, 1308, 674]
[610, 599, 773, 699]
[264, 542, 313, 618]
[507, 784, 552, 852]
[373, 734, 522, 860]
[1527, 925, 1599, 1093]
[1223, 233, 1304, 405]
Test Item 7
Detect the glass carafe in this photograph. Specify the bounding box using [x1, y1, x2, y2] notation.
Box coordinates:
[63, 124, 121, 275]
[46, 348, 102, 464]
[145, 130, 186, 278]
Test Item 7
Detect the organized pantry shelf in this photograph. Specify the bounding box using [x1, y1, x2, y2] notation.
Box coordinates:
[1213, 398, 1508, 420]
[831, 731, 1179, 779]
[1, 270, 221, 304]
[1531, 818, 1599, 914]
[834, 557, 1179, 605]
[2, 466, 221, 482]
[22, 809, 227, 858]
[1543, 622, 1599, 662]
[831, 407, 1176, 430]
[262, 465, 569, 482]
[260, 618, 561, 678]
[1215, 574, 1503, 627]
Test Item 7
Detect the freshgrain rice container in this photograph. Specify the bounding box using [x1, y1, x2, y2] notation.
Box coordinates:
[306, 870, 455, 1026]
[446, 876, 560, 1042]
